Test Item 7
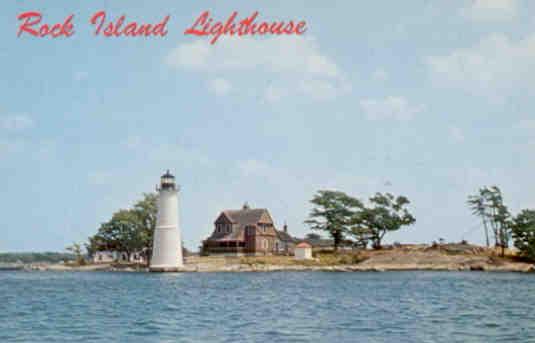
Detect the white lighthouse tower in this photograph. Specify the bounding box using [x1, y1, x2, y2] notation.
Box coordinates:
[150, 170, 183, 272]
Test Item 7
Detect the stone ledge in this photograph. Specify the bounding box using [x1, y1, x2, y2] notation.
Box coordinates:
[149, 266, 184, 272]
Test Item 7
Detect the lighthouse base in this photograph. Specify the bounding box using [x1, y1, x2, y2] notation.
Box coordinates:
[149, 265, 184, 273]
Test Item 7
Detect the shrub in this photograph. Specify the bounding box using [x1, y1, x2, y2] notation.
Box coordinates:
[512, 209, 535, 261]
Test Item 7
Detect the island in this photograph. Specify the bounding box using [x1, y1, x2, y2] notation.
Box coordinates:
[5, 242, 534, 273]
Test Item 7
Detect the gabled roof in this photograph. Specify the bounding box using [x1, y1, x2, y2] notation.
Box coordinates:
[218, 208, 273, 226]
[209, 206, 275, 242]
[276, 230, 297, 243]
[217, 227, 245, 241]
[296, 242, 312, 248]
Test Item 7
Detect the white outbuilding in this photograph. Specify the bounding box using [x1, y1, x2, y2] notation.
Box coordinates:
[92, 251, 146, 264]
[294, 242, 313, 260]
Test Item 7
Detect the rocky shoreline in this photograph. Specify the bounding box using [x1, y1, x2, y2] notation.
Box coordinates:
[8, 260, 535, 274]
[10, 264, 535, 273]
[6, 245, 535, 273]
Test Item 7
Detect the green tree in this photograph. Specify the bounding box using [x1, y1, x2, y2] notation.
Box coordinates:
[468, 186, 511, 256]
[97, 209, 143, 261]
[305, 233, 321, 240]
[511, 209, 535, 260]
[66, 242, 85, 265]
[487, 186, 512, 255]
[85, 234, 104, 259]
[351, 193, 415, 249]
[467, 191, 490, 247]
[132, 193, 158, 263]
[87, 193, 158, 264]
[305, 190, 363, 251]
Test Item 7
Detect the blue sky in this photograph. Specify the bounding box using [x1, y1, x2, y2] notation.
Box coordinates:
[1, 0, 534, 252]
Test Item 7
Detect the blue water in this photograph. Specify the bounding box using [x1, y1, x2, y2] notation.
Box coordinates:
[1, 271, 534, 342]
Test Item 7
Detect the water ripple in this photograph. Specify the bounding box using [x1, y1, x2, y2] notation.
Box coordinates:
[1, 271, 535, 342]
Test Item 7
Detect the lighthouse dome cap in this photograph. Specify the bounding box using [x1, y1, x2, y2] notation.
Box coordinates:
[161, 170, 175, 178]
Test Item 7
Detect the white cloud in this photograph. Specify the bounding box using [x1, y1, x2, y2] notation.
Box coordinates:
[515, 119, 535, 130]
[166, 40, 211, 70]
[426, 33, 535, 95]
[167, 36, 339, 77]
[166, 36, 347, 102]
[262, 78, 350, 103]
[0, 114, 34, 130]
[305, 54, 339, 78]
[372, 68, 389, 82]
[461, 0, 517, 22]
[207, 78, 232, 96]
[359, 96, 424, 121]
[449, 126, 465, 143]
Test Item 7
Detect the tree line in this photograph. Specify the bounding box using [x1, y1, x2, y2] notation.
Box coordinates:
[86, 193, 157, 263]
[83, 185, 535, 262]
[305, 190, 416, 250]
[0, 252, 75, 264]
[468, 185, 535, 259]
[306, 186, 535, 262]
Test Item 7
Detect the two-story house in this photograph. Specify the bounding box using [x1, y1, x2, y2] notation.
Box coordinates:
[202, 203, 293, 255]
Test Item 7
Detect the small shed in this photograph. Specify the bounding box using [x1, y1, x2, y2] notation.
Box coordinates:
[93, 251, 117, 263]
[294, 242, 313, 260]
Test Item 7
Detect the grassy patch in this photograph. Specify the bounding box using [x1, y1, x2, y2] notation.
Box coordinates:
[315, 252, 367, 265]
[238, 253, 367, 266]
